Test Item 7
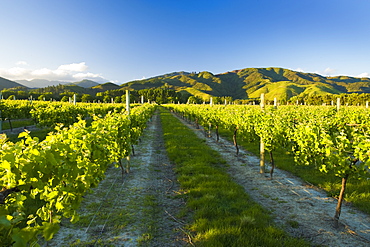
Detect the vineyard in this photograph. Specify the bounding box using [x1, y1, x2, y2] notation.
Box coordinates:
[0, 99, 369, 246]
[0, 100, 155, 246]
[167, 103, 370, 222]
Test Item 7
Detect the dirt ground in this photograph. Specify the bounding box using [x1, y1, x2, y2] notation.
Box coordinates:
[34, 109, 370, 246]
[1, 125, 41, 135]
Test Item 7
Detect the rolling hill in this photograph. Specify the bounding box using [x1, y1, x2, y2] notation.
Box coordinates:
[0, 77, 27, 90]
[69, 79, 100, 88]
[16, 79, 101, 88]
[121, 67, 370, 101]
[91, 82, 121, 92]
[16, 79, 68, 88]
[2, 67, 370, 101]
[0, 76, 122, 96]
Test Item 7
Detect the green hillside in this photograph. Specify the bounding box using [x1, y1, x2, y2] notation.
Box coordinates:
[29, 84, 97, 95]
[71, 79, 100, 88]
[2, 67, 370, 101]
[121, 67, 370, 101]
[0, 77, 27, 90]
[92, 82, 121, 91]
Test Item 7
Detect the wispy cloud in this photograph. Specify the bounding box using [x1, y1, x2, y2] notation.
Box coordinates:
[294, 67, 336, 76]
[0, 62, 107, 82]
[58, 62, 88, 72]
[295, 67, 369, 78]
[358, 72, 370, 78]
[309, 67, 337, 76]
[16, 61, 28, 66]
[295, 68, 305, 72]
[73, 72, 104, 80]
[322, 67, 336, 75]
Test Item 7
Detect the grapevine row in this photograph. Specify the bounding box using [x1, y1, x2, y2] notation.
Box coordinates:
[166, 104, 370, 225]
[0, 103, 156, 246]
[0, 100, 143, 128]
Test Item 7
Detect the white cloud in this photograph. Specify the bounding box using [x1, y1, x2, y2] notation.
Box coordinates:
[358, 72, 370, 78]
[323, 67, 336, 75]
[0, 62, 107, 83]
[57, 62, 88, 72]
[32, 68, 53, 76]
[7, 67, 29, 76]
[73, 72, 104, 80]
[16, 61, 28, 66]
[295, 68, 305, 72]
[313, 67, 336, 76]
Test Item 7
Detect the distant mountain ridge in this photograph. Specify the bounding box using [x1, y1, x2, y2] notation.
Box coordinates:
[121, 67, 370, 101]
[16, 79, 101, 88]
[92, 82, 121, 91]
[16, 79, 68, 88]
[2, 67, 370, 101]
[66, 79, 100, 88]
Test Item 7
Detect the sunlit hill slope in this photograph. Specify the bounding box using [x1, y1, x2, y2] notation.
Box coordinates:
[121, 67, 370, 101]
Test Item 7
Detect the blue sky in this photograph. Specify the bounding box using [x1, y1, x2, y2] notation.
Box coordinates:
[1, 0, 370, 85]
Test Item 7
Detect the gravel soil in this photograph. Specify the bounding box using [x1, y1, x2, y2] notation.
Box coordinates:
[1, 125, 41, 135]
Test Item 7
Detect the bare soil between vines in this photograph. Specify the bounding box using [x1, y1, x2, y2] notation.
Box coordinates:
[29, 109, 370, 246]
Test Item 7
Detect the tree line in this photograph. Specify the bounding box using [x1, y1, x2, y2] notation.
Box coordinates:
[0, 86, 186, 104]
[2, 85, 370, 105]
[289, 93, 370, 106]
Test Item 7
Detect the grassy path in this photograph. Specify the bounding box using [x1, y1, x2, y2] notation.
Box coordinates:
[160, 107, 309, 246]
[168, 107, 370, 247]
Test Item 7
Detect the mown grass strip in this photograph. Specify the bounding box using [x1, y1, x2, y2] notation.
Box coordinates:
[218, 128, 370, 215]
[1, 118, 34, 130]
[159, 107, 309, 247]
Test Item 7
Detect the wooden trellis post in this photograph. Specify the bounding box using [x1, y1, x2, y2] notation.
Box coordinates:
[337, 98, 341, 111]
[260, 93, 265, 174]
[126, 90, 130, 115]
[126, 90, 131, 173]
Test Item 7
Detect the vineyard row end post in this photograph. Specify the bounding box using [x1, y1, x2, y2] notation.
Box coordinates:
[126, 90, 131, 173]
[260, 93, 265, 174]
[337, 97, 340, 111]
